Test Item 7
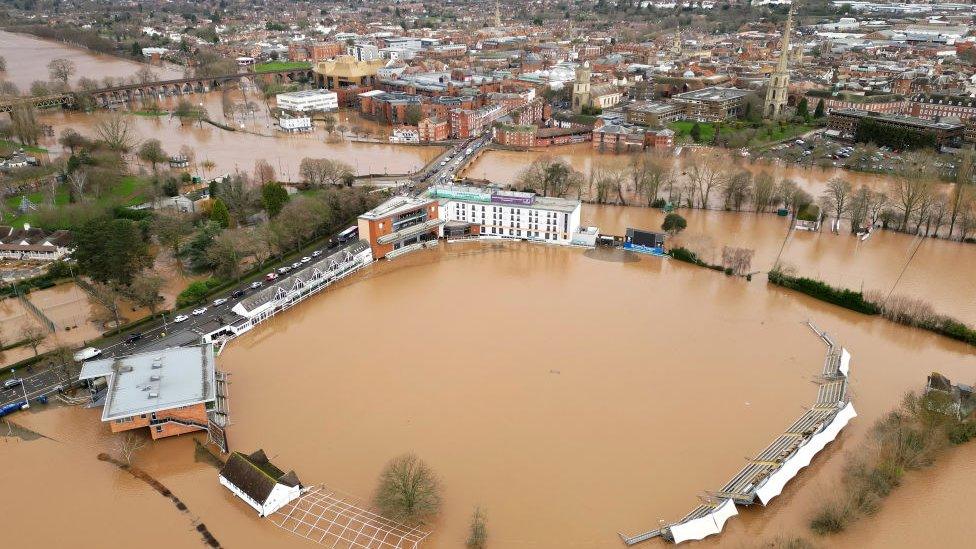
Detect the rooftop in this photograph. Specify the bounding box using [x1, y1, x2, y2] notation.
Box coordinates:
[672, 86, 752, 102]
[359, 195, 436, 221]
[79, 344, 216, 422]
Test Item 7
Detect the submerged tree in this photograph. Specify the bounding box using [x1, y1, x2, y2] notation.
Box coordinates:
[466, 506, 488, 549]
[662, 212, 687, 236]
[373, 453, 442, 526]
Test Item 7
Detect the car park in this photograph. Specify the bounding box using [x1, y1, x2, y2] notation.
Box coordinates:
[173, 314, 189, 323]
[213, 298, 228, 306]
[192, 307, 208, 316]
[3, 378, 24, 389]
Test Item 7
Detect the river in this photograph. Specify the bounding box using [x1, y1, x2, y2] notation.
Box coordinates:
[0, 30, 184, 91]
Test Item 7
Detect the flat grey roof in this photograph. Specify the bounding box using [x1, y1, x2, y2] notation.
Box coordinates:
[79, 344, 216, 421]
[673, 86, 752, 102]
[359, 195, 435, 221]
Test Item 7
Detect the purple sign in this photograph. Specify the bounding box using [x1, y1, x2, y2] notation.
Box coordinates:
[490, 194, 534, 206]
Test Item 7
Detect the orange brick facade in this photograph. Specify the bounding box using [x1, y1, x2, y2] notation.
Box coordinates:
[110, 402, 209, 440]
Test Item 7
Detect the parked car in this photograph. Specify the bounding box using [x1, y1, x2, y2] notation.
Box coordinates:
[249, 281, 263, 289]
[173, 314, 189, 323]
[73, 347, 102, 362]
[213, 298, 228, 306]
[231, 290, 245, 298]
[312, 250, 323, 257]
[277, 267, 290, 275]
[124, 332, 143, 344]
[291, 262, 301, 269]
[266, 272, 279, 281]
[3, 378, 23, 390]
[192, 307, 208, 316]
[301, 256, 311, 263]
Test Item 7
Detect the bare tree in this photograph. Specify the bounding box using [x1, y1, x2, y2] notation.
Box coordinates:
[720, 171, 752, 211]
[116, 432, 148, 465]
[135, 65, 157, 84]
[90, 282, 124, 329]
[721, 246, 755, 276]
[820, 177, 852, 231]
[47, 58, 76, 87]
[127, 273, 165, 315]
[686, 156, 722, 209]
[253, 159, 276, 185]
[152, 210, 193, 270]
[68, 170, 89, 202]
[20, 323, 47, 357]
[891, 152, 937, 233]
[751, 171, 776, 213]
[631, 152, 672, 206]
[373, 453, 442, 526]
[466, 506, 488, 549]
[96, 112, 137, 152]
[137, 139, 167, 172]
[9, 102, 40, 146]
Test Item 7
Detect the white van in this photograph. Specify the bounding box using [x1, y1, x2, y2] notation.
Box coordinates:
[73, 347, 102, 362]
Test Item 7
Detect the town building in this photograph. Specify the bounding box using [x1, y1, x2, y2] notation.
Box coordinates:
[357, 196, 443, 259]
[626, 101, 685, 126]
[672, 87, 753, 122]
[276, 89, 338, 113]
[311, 42, 344, 62]
[390, 127, 420, 143]
[314, 55, 385, 90]
[910, 94, 976, 122]
[0, 225, 73, 261]
[827, 108, 964, 147]
[428, 185, 581, 245]
[805, 91, 908, 115]
[358, 91, 422, 125]
[77, 345, 220, 441]
[347, 43, 380, 62]
[277, 113, 313, 133]
[418, 117, 450, 142]
[219, 450, 302, 517]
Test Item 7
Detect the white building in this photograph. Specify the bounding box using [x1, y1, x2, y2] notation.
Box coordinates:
[390, 127, 420, 143]
[141, 47, 168, 57]
[277, 114, 313, 133]
[276, 89, 339, 113]
[218, 450, 302, 517]
[428, 185, 582, 244]
[347, 43, 380, 61]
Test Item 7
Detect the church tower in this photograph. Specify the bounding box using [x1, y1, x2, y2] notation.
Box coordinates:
[763, 6, 794, 119]
[673, 24, 682, 57]
[572, 62, 592, 115]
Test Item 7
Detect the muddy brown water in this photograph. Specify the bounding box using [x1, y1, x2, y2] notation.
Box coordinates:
[0, 30, 183, 91]
[2, 239, 975, 548]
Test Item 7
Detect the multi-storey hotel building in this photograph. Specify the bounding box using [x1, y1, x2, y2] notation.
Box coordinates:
[357, 196, 443, 259]
[428, 185, 581, 244]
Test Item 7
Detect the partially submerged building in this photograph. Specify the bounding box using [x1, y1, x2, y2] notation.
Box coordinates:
[357, 196, 443, 259]
[219, 449, 302, 517]
[78, 344, 225, 441]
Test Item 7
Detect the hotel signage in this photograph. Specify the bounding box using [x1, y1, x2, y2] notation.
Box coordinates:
[490, 193, 534, 206]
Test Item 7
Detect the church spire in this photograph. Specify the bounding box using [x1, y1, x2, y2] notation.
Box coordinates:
[777, 6, 794, 72]
[763, 5, 794, 120]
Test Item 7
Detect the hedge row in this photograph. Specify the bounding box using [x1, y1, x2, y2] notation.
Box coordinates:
[669, 247, 732, 275]
[767, 269, 881, 315]
[929, 318, 976, 347]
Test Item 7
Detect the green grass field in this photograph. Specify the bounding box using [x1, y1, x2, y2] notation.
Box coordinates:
[0, 139, 48, 154]
[2, 175, 148, 227]
[669, 120, 814, 147]
[253, 61, 312, 73]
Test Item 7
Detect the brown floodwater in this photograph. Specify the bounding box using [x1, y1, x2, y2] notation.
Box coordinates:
[587, 204, 976, 325]
[37, 104, 443, 180]
[3, 238, 975, 548]
[0, 30, 183, 91]
[464, 146, 950, 206]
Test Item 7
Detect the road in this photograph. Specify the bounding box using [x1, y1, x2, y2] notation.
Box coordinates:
[1, 136, 493, 410]
[1, 364, 67, 408]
